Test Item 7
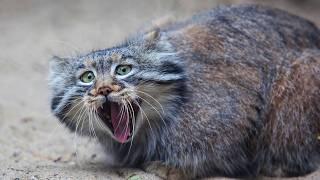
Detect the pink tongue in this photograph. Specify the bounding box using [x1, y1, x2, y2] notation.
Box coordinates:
[111, 103, 130, 143]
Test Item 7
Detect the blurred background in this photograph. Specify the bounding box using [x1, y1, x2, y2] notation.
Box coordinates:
[0, 0, 319, 179]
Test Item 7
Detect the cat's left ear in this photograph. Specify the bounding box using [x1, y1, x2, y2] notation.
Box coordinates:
[49, 56, 70, 72]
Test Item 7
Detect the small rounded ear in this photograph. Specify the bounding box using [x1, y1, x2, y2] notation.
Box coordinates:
[142, 15, 175, 43]
[144, 28, 160, 42]
[49, 56, 69, 72]
[142, 28, 160, 48]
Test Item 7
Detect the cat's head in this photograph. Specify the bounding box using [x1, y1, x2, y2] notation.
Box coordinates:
[49, 30, 186, 143]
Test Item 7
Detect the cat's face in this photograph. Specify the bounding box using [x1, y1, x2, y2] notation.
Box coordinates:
[49, 37, 186, 143]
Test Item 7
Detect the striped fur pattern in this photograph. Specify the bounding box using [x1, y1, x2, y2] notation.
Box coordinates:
[49, 5, 320, 178]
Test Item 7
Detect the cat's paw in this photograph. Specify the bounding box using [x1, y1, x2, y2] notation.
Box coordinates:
[142, 161, 186, 180]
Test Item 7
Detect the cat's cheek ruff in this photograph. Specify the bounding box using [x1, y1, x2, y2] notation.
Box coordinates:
[50, 85, 88, 131]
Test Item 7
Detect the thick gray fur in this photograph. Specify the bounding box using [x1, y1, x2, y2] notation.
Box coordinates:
[49, 5, 320, 178]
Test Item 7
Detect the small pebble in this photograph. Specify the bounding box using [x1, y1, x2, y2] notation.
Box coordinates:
[91, 154, 97, 159]
[12, 152, 19, 157]
[21, 117, 33, 123]
[53, 157, 62, 163]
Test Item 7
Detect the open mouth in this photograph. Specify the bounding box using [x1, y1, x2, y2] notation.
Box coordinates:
[97, 100, 139, 143]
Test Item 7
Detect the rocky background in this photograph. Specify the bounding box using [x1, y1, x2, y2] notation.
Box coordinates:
[0, 0, 319, 179]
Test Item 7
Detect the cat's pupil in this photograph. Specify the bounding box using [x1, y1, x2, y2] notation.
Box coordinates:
[122, 68, 126, 72]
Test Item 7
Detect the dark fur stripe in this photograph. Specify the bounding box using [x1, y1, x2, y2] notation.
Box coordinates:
[159, 61, 184, 74]
[50, 92, 64, 111]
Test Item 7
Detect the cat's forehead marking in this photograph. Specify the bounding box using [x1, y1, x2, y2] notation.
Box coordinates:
[83, 58, 96, 68]
[110, 53, 123, 63]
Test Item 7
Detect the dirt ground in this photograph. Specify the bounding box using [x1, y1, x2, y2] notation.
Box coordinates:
[0, 0, 319, 179]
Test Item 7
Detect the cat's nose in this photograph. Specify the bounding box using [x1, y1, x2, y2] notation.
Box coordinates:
[97, 86, 112, 96]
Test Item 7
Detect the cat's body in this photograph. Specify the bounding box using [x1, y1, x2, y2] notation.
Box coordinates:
[49, 5, 320, 178]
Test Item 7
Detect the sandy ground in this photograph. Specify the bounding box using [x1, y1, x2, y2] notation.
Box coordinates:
[0, 0, 319, 179]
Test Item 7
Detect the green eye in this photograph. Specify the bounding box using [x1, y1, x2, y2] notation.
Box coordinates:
[115, 65, 132, 76]
[80, 71, 95, 83]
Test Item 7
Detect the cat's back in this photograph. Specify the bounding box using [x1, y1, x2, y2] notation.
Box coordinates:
[167, 4, 320, 63]
[163, 5, 320, 101]
[161, 5, 320, 104]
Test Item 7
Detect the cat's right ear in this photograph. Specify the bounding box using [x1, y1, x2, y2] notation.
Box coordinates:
[142, 28, 160, 49]
[49, 56, 69, 72]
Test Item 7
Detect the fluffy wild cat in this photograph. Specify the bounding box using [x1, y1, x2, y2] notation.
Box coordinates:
[49, 5, 320, 178]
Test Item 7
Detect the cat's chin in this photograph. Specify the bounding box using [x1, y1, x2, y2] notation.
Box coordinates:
[97, 99, 140, 143]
